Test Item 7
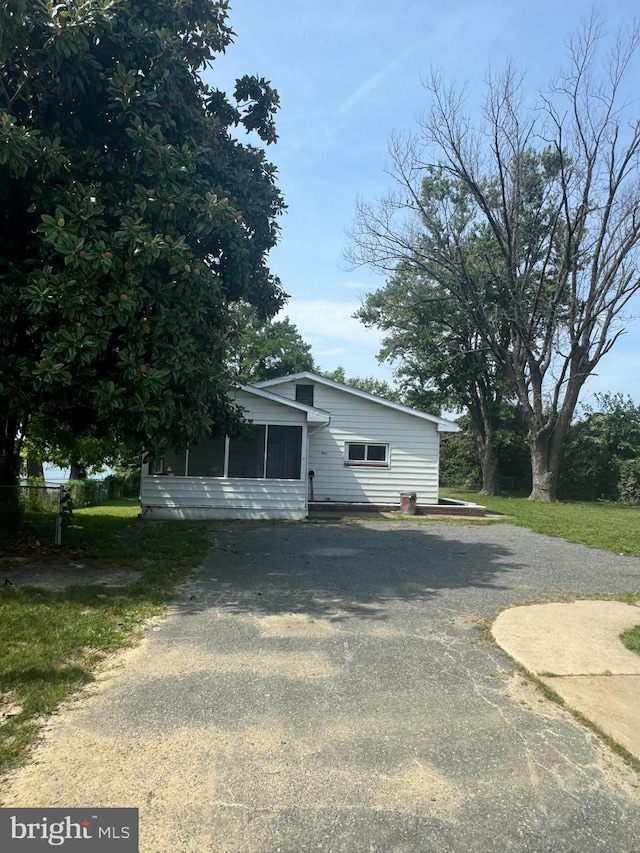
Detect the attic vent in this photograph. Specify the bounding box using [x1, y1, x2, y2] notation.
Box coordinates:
[295, 383, 314, 406]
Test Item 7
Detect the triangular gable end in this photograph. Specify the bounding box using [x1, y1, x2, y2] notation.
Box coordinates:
[253, 372, 459, 433]
[235, 382, 330, 425]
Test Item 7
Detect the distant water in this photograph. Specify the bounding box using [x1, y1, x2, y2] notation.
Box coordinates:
[42, 464, 68, 484]
[43, 464, 112, 484]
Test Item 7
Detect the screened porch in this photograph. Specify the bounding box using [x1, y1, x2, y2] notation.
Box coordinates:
[141, 423, 310, 520]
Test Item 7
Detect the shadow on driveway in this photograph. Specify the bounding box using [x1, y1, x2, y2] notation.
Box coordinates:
[173, 520, 523, 623]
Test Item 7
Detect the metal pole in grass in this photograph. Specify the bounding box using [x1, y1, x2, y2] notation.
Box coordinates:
[55, 485, 63, 546]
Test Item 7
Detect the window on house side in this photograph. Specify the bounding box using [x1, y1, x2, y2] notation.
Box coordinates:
[345, 443, 389, 467]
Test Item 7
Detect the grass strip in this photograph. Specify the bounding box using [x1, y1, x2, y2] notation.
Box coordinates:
[484, 626, 640, 776]
[441, 488, 640, 557]
[621, 625, 640, 655]
[0, 499, 210, 777]
[523, 667, 640, 775]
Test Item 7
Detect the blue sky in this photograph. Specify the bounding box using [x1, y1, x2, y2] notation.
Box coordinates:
[209, 1, 640, 407]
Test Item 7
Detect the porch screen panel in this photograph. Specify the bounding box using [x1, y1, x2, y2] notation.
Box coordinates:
[228, 425, 266, 478]
[187, 436, 226, 477]
[149, 448, 186, 476]
[266, 426, 302, 480]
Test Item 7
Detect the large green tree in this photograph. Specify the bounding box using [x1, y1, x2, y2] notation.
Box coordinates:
[0, 0, 284, 491]
[356, 260, 509, 495]
[228, 303, 315, 384]
[319, 367, 402, 403]
[439, 407, 531, 494]
[349, 20, 640, 501]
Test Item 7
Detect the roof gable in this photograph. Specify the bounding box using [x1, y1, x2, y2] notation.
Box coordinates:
[253, 372, 459, 432]
[236, 383, 330, 425]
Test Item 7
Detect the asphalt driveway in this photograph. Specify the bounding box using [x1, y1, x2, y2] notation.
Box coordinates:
[4, 519, 640, 852]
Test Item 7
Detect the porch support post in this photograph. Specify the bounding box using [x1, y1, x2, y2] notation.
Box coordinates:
[263, 425, 269, 478]
[223, 436, 230, 478]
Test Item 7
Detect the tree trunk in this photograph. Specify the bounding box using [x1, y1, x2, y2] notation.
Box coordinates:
[69, 459, 87, 480]
[524, 364, 585, 502]
[477, 439, 500, 495]
[529, 432, 563, 501]
[468, 386, 501, 496]
[0, 416, 23, 487]
[0, 418, 24, 531]
[27, 457, 44, 479]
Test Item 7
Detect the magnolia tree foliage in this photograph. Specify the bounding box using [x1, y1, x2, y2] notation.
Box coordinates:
[349, 19, 640, 501]
[0, 0, 285, 486]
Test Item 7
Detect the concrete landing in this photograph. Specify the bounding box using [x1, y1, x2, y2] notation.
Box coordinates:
[492, 600, 640, 760]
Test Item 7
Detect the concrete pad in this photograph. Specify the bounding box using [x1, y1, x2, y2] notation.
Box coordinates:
[492, 600, 640, 675]
[543, 675, 640, 760]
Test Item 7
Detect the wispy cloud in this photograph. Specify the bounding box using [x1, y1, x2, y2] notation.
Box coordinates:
[277, 298, 381, 346]
[334, 41, 424, 120]
[277, 297, 392, 376]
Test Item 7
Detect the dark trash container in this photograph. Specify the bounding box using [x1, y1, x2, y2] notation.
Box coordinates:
[400, 492, 417, 515]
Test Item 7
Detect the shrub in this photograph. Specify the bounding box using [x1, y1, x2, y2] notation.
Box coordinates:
[558, 395, 640, 501]
[23, 476, 48, 511]
[103, 470, 141, 500]
[439, 429, 482, 489]
[66, 471, 140, 509]
[67, 479, 100, 508]
[619, 458, 640, 504]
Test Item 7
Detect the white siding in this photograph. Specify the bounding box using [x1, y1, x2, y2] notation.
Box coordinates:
[140, 477, 307, 520]
[141, 389, 309, 520]
[273, 380, 441, 506]
[232, 389, 306, 425]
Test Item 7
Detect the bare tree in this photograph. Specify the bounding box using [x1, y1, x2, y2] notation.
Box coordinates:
[348, 19, 640, 501]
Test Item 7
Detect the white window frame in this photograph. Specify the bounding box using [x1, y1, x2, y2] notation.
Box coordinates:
[344, 442, 390, 468]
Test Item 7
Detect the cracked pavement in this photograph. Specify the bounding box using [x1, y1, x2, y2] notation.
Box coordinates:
[4, 519, 640, 852]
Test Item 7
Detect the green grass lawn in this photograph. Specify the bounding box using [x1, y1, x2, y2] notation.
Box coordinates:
[0, 499, 210, 776]
[442, 488, 640, 558]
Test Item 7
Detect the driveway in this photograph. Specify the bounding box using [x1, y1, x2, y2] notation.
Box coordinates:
[4, 519, 640, 852]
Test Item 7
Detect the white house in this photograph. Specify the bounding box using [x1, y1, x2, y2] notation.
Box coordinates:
[139, 372, 459, 520]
